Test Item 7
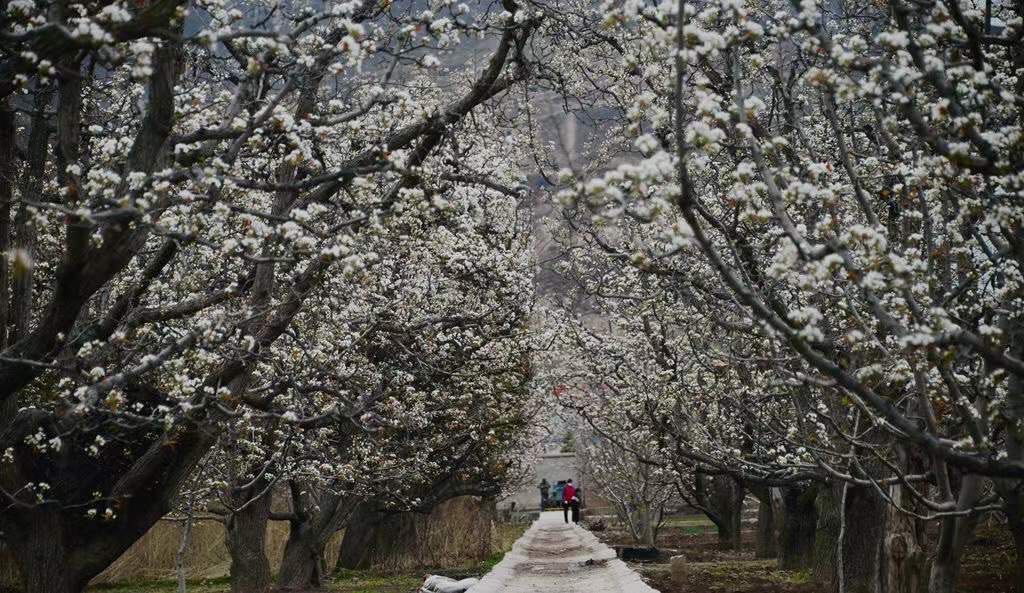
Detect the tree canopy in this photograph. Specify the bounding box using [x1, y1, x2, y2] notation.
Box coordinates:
[2, 0, 1023, 591]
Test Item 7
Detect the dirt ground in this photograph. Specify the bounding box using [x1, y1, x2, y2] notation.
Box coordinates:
[957, 525, 1017, 593]
[592, 518, 1018, 593]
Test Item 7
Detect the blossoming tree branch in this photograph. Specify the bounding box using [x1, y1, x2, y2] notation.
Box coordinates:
[2, 0, 1023, 591]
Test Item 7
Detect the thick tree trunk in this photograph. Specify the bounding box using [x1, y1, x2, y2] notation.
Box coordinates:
[751, 487, 777, 558]
[814, 483, 886, 593]
[813, 483, 841, 588]
[10, 200, 35, 344]
[1000, 309, 1024, 593]
[10, 87, 52, 346]
[778, 485, 817, 570]
[637, 501, 656, 547]
[881, 485, 925, 593]
[277, 487, 355, 590]
[622, 499, 657, 546]
[226, 488, 272, 593]
[928, 474, 981, 593]
[277, 523, 326, 591]
[334, 508, 419, 571]
[755, 496, 776, 558]
[707, 475, 744, 549]
[22, 563, 77, 593]
[334, 503, 378, 571]
[844, 486, 885, 593]
[0, 102, 13, 349]
[929, 562, 958, 593]
[1, 420, 216, 593]
[9, 91, 48, 348]
[7, 509, 83, 593]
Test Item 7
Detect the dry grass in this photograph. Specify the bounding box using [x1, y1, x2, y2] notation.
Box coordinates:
[370, 498, 500, 571]
[93, 519, 345, 584]
[95, 520, 230, 583]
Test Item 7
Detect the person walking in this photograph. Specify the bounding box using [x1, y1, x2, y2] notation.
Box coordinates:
[562, 479, 579, 524]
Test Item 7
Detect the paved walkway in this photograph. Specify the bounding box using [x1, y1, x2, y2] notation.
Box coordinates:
[469, 511, 659, 593]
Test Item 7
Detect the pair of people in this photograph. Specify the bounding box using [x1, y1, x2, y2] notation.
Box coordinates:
[562, 479, 580, 523]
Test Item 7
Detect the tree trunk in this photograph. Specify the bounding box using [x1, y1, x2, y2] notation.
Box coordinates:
[624, 499, 657, 546]
[226, 488, 272, 593]
[334, 503, 379, 571]
[751, 487, 777, 558]
[813, 483, 841, 588]
[0, 102, 13, 349]
[277, 523, 325, 591]
[928, 473, 982, 593]
[7, 509, 83, 593]
[881, 485, 925, 593]
[22, 563, 77, 593]
[929, 561, 959, 593]
[637, 501, 656, 547]
[844, 486, 885, 593]
[277, 487, 355, 590]
[176, 509, 194, 593]
[814, 483, 886, 593]
[778, 485, 817, 570]
[755, 495, 776, 558]
[708, 475, 744, 549]
[9, 86, 51, 346]
[1000, 306, 1024, 593]
[334, 508, 419, 571]
[1010, 522, 1024, 593]
[1, 417, 216, 593]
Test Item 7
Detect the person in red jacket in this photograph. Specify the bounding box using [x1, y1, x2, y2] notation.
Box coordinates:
[562, 479, 579, 524]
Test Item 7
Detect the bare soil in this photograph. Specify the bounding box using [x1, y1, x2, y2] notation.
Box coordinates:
[594, 521, 1018, 593]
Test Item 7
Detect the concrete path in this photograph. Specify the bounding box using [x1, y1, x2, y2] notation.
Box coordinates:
[469, 511, 659, 593]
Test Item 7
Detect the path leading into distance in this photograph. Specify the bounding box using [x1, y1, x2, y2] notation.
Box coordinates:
[468, 511, 660, 593]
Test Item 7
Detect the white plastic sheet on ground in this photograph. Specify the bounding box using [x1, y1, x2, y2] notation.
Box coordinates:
[420, 574, 480, 593]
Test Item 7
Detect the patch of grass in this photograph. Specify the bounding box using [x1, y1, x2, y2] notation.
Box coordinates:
[660, 514, 715, 537]
[480, 551, 506, 570]
[89, 576, 230, 593]
[763, 568, 812, 585]
[675, 559, 815, 593]
[635, 557, 817, 593]
[663, 515, 714, 527]
[694, 558, 776, 583]
[330, 569, 423, 593]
